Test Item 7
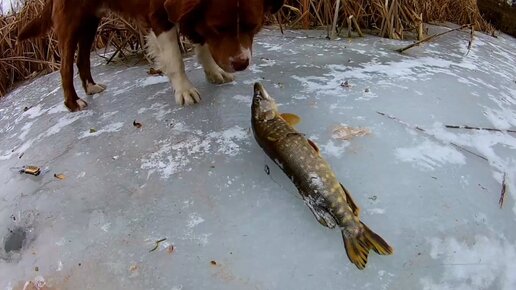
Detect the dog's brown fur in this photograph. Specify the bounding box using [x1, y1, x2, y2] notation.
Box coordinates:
[18, 0, 283, 112]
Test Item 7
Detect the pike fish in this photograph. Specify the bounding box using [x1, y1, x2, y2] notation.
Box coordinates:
[251, 83, 393, 269]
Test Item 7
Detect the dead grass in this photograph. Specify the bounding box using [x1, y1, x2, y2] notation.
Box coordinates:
[277, 0, 493, 38]
[0, 0, 495, 97]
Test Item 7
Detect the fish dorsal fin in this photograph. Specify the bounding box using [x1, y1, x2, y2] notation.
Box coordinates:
[340, 183, 360, 216]
[280, 113, 301, 127]
[307, 139, 320, 153]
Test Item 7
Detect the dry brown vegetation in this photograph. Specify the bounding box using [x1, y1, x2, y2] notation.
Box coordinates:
[0, 0, 496, 97]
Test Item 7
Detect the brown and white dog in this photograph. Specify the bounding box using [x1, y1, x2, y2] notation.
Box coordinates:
[18, 0, 283, 112]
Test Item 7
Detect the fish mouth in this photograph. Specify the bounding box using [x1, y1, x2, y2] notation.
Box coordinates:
[253, 82, 272, 101]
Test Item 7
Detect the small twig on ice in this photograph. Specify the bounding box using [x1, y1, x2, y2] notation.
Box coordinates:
[396, 24, 471, 53]
[149, 238, 167, 252]
[274, 15, 284, 35]
[376, 111, 488, 162]
[466, 25, 474, 56]
[445, 124, 516, 134]
[499, 172, 507, 209]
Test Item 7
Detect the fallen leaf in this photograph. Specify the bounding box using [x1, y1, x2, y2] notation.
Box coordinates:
[332, 125, 371, 141]
[54, 173, 65, 180]
[129, 264, 138, 272]
[133, 120, 143, 129]
[89, 128, 97, 133]
[148, 68, 163, 76]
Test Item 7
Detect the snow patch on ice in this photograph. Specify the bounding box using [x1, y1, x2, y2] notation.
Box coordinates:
[79, 122, 124, 139]
[207, 126, 248, 156]
[187, 213, 205, 228]
[320, 140, 349, 158]
[291, 56, 478, 96]
[1, 111, 93, 160]
[22, 104, 47, 119]
[18, 121, 34, 140]
[366, 208, 386, 215]
[47, 102, 68, 114]
[232, 94, 251, 105]
[141, 125, 248, 178]
[421, 235, 516, 290]
[258, 58, 276, 67]
[395, 140, 466, 171]
[138, 102, 173, 121]
[426, 123, 516, 214]
[140, 75, 169, 87]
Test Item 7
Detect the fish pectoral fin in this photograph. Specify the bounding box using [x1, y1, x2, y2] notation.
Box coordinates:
[304, 196, 337, 229]
[280, 113, 301, 127]
[307, 139, 320, 153]
[341, 183, 360, 216]
[266, 136, 279, 142]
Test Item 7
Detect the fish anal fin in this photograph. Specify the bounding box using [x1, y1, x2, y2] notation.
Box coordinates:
[341, 183, 360, 216]
[304, 196, 337, 229]
[307, 139, 320, 153]
[280, 113, 301, 127]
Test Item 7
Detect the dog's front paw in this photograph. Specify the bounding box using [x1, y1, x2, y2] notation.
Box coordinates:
[86, 83, 107, 95]
[204, 68, 234, 84]
[174, 85, 201, 106]
[65, 98, 88, 112]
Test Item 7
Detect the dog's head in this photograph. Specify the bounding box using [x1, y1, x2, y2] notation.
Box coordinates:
[165, 0, 284, 73]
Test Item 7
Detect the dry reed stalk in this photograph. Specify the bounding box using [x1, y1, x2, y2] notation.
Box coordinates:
[396, 24, 471, 53]
[329, 0, 340, 39]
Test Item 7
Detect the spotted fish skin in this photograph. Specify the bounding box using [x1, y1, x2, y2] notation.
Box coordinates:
[251, 82, 393, 269]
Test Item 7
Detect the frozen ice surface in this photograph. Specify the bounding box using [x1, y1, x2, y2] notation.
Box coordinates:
[0, 27, 515, 289]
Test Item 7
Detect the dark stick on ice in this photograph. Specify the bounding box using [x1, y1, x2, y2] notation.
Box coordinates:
[376, 111, 488, 162]
[445, 124, 516, 134]
[149, 238, 167, 252]
[396, 24, 471, 53]
[466, 25, 474, 56]
[499, 172, 507, 209]
[274, 15, 284, 35]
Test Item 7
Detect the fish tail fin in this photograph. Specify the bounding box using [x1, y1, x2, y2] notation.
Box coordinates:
[18, 0, 53, 41]
[342, 222, 393, 270]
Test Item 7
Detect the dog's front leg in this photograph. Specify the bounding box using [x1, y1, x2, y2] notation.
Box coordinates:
[196, 44, 234, 85]
[147, 26, 200, 106]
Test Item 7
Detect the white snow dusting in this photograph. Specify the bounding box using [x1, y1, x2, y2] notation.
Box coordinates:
[421, 235, 516, 290]
[79, 122, 124, 139]
[320, 140, 349, 158]
[395, 139, 466, 171]
[141, 125, 248, 178]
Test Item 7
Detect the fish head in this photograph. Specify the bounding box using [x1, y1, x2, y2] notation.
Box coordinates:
[252, 82, 278, 122]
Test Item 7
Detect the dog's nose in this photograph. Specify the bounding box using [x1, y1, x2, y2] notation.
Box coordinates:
[231, 57, 250, 71]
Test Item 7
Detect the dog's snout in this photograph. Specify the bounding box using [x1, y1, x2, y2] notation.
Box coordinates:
[231, 57, 250, 71]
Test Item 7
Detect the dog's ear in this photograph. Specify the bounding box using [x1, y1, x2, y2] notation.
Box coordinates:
[164, 0, 201, 23]
[265, 0, 284, 14]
